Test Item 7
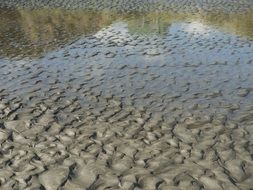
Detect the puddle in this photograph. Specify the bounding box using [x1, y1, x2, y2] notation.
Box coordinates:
[0, 7, 253, 190]
[0, 8, 252, 124]
[0, 8, 252, 58]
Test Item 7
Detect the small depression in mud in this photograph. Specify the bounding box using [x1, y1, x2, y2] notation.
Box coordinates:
[0, 8, 253, 190]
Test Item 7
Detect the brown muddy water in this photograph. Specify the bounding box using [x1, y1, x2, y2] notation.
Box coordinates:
[0, 8, 253, 190]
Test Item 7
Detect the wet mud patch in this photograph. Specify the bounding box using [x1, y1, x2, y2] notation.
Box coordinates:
[0, 7, 253, 190]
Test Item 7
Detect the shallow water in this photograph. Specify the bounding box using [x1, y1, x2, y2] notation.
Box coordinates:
[0, 8, 253, 58]
[0, 8, 253, 190]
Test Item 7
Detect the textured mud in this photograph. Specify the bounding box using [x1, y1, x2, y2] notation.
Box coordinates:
[1, 0, 253, 13]
[0, 7, 253, 190]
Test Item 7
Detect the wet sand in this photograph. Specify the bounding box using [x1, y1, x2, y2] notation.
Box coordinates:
[0, 4, 253, 190]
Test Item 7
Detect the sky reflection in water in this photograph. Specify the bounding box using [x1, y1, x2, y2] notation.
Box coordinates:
[0, 8, 252, 58]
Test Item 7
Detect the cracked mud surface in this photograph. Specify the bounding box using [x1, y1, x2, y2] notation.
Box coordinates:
[0, 6, 253, 190]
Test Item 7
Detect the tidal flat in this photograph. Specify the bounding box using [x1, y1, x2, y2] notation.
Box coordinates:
[0, 1, 253, 190]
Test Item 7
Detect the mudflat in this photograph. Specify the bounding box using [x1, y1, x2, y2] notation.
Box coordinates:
[0, 2, 253, 190]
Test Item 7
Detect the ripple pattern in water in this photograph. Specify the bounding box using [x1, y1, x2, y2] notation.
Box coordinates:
[0, 8, 253, 190]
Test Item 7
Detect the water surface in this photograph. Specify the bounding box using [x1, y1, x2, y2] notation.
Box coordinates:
[0, 8, 253, 190]
[0, 8, 252, 58]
